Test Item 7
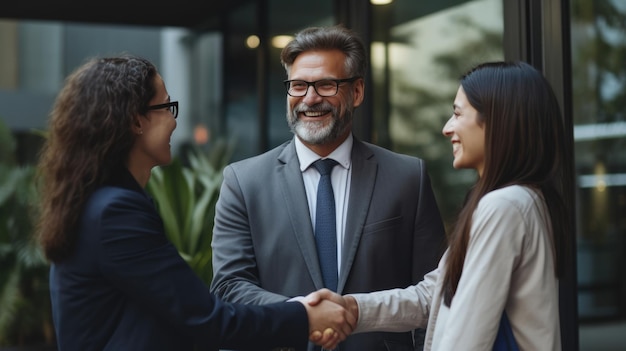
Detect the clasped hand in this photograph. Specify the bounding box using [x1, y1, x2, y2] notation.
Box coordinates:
[300, 288, 359, 350]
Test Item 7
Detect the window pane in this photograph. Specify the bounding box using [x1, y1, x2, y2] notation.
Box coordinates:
[571, 0, 626, 348]
[0, 20, 18, 90]
[223, 2, 259, 161]
[267, 0, 334, 150]
[372, 0, 504, 225]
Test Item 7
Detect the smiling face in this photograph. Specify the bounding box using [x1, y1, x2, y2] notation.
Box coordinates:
[128, 74, 177, 185]
[286, 49, 364, 156]
[442, 85, 486, 176]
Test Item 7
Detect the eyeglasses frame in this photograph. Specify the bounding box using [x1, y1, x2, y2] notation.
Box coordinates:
[146, 101, 178, 119]
[283, 77, 361, 97]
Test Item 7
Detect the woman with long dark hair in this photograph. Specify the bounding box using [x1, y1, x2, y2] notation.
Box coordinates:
[308, 61, 569, 350]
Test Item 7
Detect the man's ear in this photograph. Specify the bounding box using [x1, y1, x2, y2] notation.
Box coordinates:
[352, 78, 365, 108]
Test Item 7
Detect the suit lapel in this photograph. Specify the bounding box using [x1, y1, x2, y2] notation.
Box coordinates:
[277, 142, 326, 289]
[338, 140, 377, 293]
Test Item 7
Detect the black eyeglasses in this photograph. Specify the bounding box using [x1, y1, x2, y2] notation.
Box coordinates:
[146, 101, 178, 119]
[283, 77, 360, 97]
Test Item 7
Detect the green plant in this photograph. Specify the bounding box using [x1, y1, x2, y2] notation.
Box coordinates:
[0, 120, 53, 346]
[146, 140, 233, 284]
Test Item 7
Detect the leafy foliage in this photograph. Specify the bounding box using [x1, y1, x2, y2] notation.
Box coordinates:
[146, 141, 233, 284]
[0, 120, 52, 346]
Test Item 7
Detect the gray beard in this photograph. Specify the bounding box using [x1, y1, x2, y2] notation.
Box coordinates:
[286, 101, 353, 145]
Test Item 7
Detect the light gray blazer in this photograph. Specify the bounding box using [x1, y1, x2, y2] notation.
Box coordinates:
[210, 136, 446, 351]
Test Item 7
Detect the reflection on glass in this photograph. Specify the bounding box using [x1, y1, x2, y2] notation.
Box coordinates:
[571, 0, 626, 349]
[371, 0, 503, 225]
[571, 0, 626, 345]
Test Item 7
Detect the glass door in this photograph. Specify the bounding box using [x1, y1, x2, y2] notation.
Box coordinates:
[570, 0, 626, 349]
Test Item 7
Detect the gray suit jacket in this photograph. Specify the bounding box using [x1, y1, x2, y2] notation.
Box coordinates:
[210, 137, 446, 351]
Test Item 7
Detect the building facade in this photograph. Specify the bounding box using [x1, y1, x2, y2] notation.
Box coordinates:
[1, 0, 625, 349]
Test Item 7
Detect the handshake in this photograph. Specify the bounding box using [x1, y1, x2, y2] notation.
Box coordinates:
[298, 289, 359, 350]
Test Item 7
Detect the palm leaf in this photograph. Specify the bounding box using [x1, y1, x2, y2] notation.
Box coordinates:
[145, 140, 232, 285]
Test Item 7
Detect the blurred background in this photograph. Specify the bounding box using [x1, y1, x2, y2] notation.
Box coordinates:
[0, 0, 625, 349]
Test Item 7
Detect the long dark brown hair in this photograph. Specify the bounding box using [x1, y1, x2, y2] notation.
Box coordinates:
[37, 54, 158, 262]
[442, 61, 571, 306]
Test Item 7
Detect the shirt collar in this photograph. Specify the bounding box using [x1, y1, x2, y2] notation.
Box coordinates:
[295, 134, 353, 172]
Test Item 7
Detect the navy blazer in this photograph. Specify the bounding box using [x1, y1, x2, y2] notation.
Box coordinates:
[211, 137, 446, 351]
[49, 168, 309, 351]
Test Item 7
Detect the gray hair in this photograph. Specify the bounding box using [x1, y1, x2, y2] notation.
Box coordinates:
[280, 25, 367, 78]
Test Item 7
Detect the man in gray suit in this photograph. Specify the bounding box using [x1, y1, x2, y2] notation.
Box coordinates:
[210, 25, 446, 351]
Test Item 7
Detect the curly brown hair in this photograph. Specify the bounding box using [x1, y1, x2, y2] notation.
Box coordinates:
[37, 54, 158, 262]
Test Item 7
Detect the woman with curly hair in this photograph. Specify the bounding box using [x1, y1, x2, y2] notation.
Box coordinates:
[37, 54, 353, 351]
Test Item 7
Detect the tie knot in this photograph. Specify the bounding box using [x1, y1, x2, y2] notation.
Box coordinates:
[313, 159, 338, 176]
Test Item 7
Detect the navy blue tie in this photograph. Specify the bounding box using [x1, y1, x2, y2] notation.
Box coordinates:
[313, 158, 339, 292]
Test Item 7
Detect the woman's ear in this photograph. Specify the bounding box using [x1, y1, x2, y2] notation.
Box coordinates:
[132, 116, 144, 135]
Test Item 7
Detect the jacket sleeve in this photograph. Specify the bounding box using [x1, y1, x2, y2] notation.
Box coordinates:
[95, 188, 308, 350]
[412, 160, 447, 282]
[209, 165, 291, 304]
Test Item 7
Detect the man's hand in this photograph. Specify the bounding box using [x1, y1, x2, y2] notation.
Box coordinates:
[305, 289, 359, 322]
[299, 289, 356, 350]
[303, 289, 358, 349]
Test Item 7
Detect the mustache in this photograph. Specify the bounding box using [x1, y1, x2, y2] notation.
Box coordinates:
[293, 102, 335, 113]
